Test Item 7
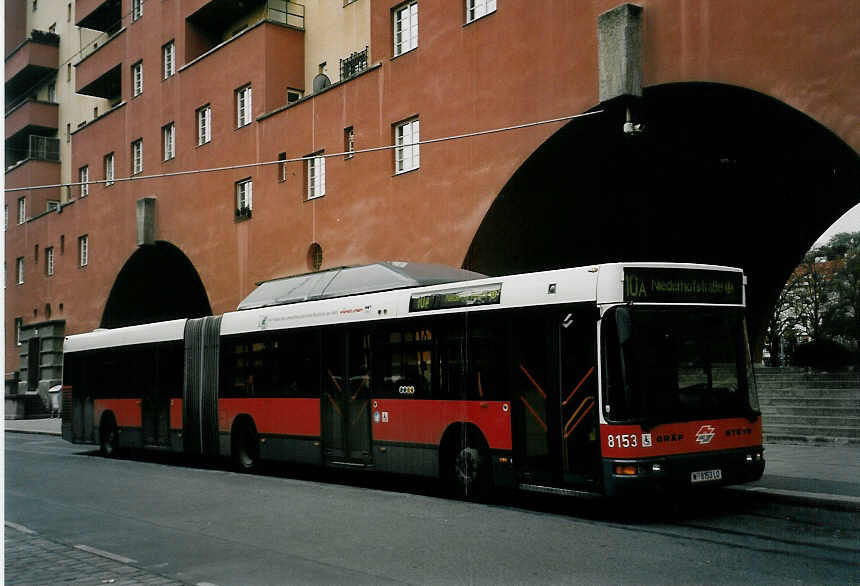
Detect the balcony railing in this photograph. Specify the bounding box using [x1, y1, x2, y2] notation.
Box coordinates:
[267, 1, 305, 29]
[340, 47, 368, 82]
[6, 135, 59, 170]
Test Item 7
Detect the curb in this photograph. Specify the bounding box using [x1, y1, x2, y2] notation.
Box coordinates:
[725, 485, 860, 512]
[4, 428, 62, 437]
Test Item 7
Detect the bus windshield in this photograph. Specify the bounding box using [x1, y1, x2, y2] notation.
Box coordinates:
[602, 306, 759, 426]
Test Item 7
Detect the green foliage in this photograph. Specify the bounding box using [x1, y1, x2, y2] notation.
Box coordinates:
[766, 231, 860, 367]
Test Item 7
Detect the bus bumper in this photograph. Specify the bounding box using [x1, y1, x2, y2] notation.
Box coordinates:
[602, 446, 765, 497]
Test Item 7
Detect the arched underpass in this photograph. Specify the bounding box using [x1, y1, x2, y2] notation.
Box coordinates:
[101, 241, 211, 328]
[465, 83, 860, 353]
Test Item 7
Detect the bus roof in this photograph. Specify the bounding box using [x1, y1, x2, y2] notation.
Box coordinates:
[64, 262, 745, 352]
[64, 318, 186, 353]
[237, 262, 486, 310]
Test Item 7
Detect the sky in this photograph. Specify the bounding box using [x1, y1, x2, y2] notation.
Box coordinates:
[814, 202, 860, 247]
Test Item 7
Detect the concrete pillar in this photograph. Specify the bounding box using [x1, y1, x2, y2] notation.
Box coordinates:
[136, 197, 157, 246]
[598, 4, 643, 103]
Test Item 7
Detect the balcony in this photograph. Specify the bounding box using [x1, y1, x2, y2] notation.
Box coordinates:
[75, 28, 125, 99]
[186, 0, 304, 62]
[5, 99, 58, 141]
[76, 0, 122, 34]
[5, 158, 61, 211]
[6, 135, 60, 170]
[5, 32, 60, 102]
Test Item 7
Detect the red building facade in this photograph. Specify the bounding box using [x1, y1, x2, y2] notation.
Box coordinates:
[6, 0, 860, 396]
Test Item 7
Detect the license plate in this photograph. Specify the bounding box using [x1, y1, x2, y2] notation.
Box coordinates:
[691, 469, 722, 483]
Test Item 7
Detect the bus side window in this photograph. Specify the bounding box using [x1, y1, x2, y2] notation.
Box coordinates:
[467, 312, 509, 401]
[375, 325, 433, 399]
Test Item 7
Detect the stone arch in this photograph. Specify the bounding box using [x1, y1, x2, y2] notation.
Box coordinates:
[101, 241, 211, 328]
[464, 82, 860, 352]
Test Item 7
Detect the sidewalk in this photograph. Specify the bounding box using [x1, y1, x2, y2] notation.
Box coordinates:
[6, 418, 860, 511]
[5, 521, 189, 586]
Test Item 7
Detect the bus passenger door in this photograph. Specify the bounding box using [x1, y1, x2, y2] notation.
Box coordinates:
[322, 331, 348, 459]
[512, 312, 557, 485]
[559, 310, 600, 486]
[322, 330, 373, 464]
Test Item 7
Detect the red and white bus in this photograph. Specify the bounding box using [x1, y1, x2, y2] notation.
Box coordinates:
[62, 261, 764, 498]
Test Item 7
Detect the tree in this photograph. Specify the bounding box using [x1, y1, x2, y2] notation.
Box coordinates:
[765, 231, 860, 364]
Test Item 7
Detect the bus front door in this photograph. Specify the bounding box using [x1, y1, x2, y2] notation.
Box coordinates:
[322, 330, 372, 464]
[559, 311, 600, 486]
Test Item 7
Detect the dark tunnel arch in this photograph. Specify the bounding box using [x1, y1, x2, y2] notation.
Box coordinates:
[101, 241, 212, 328]
[465, 82, 860, 353]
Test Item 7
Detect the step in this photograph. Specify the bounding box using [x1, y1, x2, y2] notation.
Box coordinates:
[763, 433, 860, 445]
[763, 422, 860, 438]
[756, 388, 859, 399]
[764, 414, 860, 427]
[758, 398, 860, 408]
[755, 381, 860, 390]
[760, 405, 860, 417]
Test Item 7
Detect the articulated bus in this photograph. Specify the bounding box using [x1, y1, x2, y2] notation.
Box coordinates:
[62, 262, 764, 498]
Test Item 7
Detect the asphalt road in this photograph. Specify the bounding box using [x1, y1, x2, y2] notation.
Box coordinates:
[5, 434, 858, 585]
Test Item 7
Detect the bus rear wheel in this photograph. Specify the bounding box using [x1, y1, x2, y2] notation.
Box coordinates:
[99, 416, 119, 457]
[232, 419, 260, 472]
[444, 430, 491, 500]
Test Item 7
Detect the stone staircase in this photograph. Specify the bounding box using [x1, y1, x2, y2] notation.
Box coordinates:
[755, 367, 860, 444]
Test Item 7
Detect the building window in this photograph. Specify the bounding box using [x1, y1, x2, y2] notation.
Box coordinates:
[132, 139, 143, 175]
[104, 153, 115, 186]
[236, 178, 253, 219]
[80, 166, 89, 197]
[306, 152, 326, 200]
[236, 85, 253, 128]
[163, 123, 175, 161]
[17, 197, 26, 224]
[287, 89, 302, 104]
[16, 257, 24, 284]
[47, 82, 56, 103]
[46, 247, 54, 276]
[344, 127, 355, 159]
[4, 205, 7, 230]
[46, 200, 60, 212]
[15, 318, 23, 346]
[132, 61, 143, 96]
[466, 0, 496, 23]
[393, 1, 418, 57]
[277, 152, 287, 182]
[32, 0, 36, 12]
[395, 118, 420, 173]
[79, 235, 88, 267]
[163, 41, 175, 79]
[34, 244, 39, 262]
[67, 63, 71, 82]
[67, 3, 71, 22]
[132, 0, 143, 21]
[197, 105, 211, 145]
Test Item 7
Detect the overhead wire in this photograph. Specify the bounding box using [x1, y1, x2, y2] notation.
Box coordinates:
[4, 110, 603, 193]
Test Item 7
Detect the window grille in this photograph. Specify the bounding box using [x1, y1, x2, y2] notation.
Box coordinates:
[339, 47, 368, 81]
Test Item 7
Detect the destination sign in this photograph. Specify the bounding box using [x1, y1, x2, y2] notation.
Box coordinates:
[623, 268, 743, 304]
[409, 284, 502, 312]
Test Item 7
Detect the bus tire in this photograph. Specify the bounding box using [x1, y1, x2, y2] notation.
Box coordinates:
[232, 418, 260, 472]
[442, 427, 491, 500]
[99, 414, 119, 457]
